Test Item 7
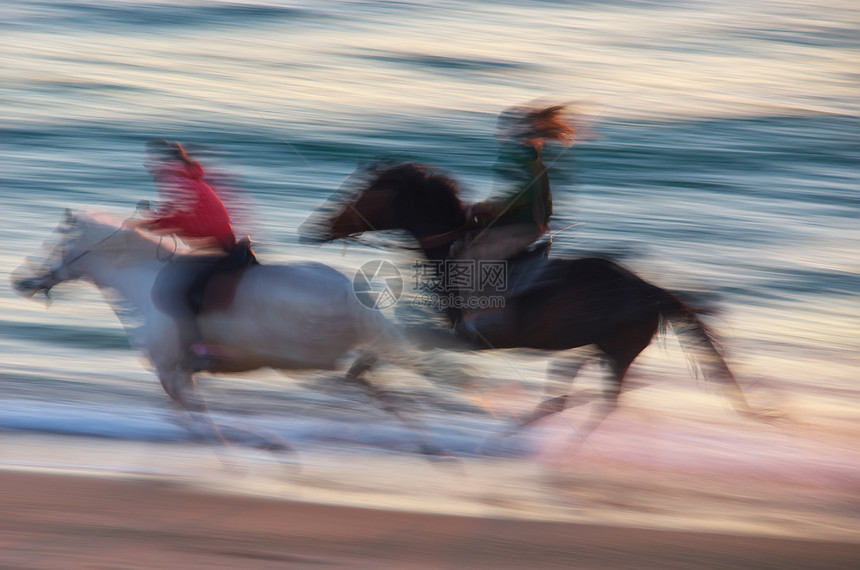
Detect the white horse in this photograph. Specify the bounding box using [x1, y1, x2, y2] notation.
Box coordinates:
[12, 209, 453, 453]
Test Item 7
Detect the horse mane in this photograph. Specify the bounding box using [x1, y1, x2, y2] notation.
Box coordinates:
[368, 163, 466, 234]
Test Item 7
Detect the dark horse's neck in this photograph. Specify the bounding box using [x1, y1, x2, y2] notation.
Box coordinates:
[401, 208, 468, 263]
[384, 164, 476, 324]
[391, 166, 471, 262]
[416, 235, 457, 262]
[410, 222, 463, 326]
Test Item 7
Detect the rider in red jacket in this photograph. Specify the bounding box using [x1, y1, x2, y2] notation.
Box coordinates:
[144, 144, 236, 250]
[138, 139, 253, 371]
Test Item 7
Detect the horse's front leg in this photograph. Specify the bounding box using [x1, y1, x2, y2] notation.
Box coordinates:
[144, 316, 205, 411]
[154, 364, 230, 447]
[155, 364, 208, 413]
[154, 360, 294, 455]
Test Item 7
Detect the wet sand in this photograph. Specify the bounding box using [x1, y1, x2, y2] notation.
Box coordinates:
[1, 468, 858, 569]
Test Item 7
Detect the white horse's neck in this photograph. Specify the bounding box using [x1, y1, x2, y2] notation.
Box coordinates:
[82, 250, 161, 313]
[74, 218, 177, 313]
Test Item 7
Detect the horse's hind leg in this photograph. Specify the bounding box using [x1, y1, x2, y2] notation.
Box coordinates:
[571, 358, 631, 445]
[571, 319, 658, 442]
[517, 319, 655, 451]
[342, 356, 451, 459]
[534, 348, 643, 459]
[516, 346, 602, 429]
[346, 351, 379, 381]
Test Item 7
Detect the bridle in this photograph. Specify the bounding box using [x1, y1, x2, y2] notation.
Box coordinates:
[36, 223, 126, 293]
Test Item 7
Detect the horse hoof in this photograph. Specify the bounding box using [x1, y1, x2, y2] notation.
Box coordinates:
[254, 440, 295, 454]
[757, 407, 786, 422]
[426, 453, 464, 475]
[744, 407, 785, 423]
[419, 442, 457, 460]
[426, 453, 463, 471]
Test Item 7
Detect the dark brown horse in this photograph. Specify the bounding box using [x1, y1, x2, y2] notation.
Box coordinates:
[301, 163, 765, 436]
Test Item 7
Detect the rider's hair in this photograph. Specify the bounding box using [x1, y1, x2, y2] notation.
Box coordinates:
[497, 104, 576, 150]
[169, 143, 200, 168]
[146, 138, 201, 168]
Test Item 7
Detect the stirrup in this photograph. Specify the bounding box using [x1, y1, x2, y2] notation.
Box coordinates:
[190, 342, 232, 359]
[183, 343, 226, 372]
[180, 352, 211, 373]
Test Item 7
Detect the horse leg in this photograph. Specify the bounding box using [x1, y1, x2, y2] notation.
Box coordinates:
[571, 359, 629, 445]
[342, 356, 451, 459]
[538, 356, 632, 460]
[569, 319, 658, 443]
[345, 351, 378, 381]
[516, 346, 602, 429]
[156, 365, 230, 444]
[518, 319, 655, 457]
[157, 365, 207, 413]
[156, 365, 293, 456]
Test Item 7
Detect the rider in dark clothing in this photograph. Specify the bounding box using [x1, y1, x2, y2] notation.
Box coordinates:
[459, 104, 575, 263]
[449, 105, 576, 335]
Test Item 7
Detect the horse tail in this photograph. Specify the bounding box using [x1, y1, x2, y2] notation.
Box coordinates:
[652, 287, 753, 415]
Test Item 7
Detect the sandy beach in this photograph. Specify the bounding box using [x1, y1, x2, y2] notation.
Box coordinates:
[1, 434, 858, 569]
[2, 469, 859, 569]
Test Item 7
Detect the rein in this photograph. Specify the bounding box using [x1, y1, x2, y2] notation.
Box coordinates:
[156, 235, 178, 261]
[57, 225, 125, 271]
[49, 220, 162, 283]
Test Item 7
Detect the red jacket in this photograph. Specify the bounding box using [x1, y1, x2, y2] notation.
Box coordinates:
[148, 162, 236, 250]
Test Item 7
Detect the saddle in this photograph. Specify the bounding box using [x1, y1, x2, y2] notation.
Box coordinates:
[189, 245, 258, 314]
[502, 240, 563, 299]
[456, 240, 562, 344]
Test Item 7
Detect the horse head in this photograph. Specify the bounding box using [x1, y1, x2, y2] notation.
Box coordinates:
[11, 209, 86, 297]
[305, 163, 468, 248]
[11, 209, 142, 298]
